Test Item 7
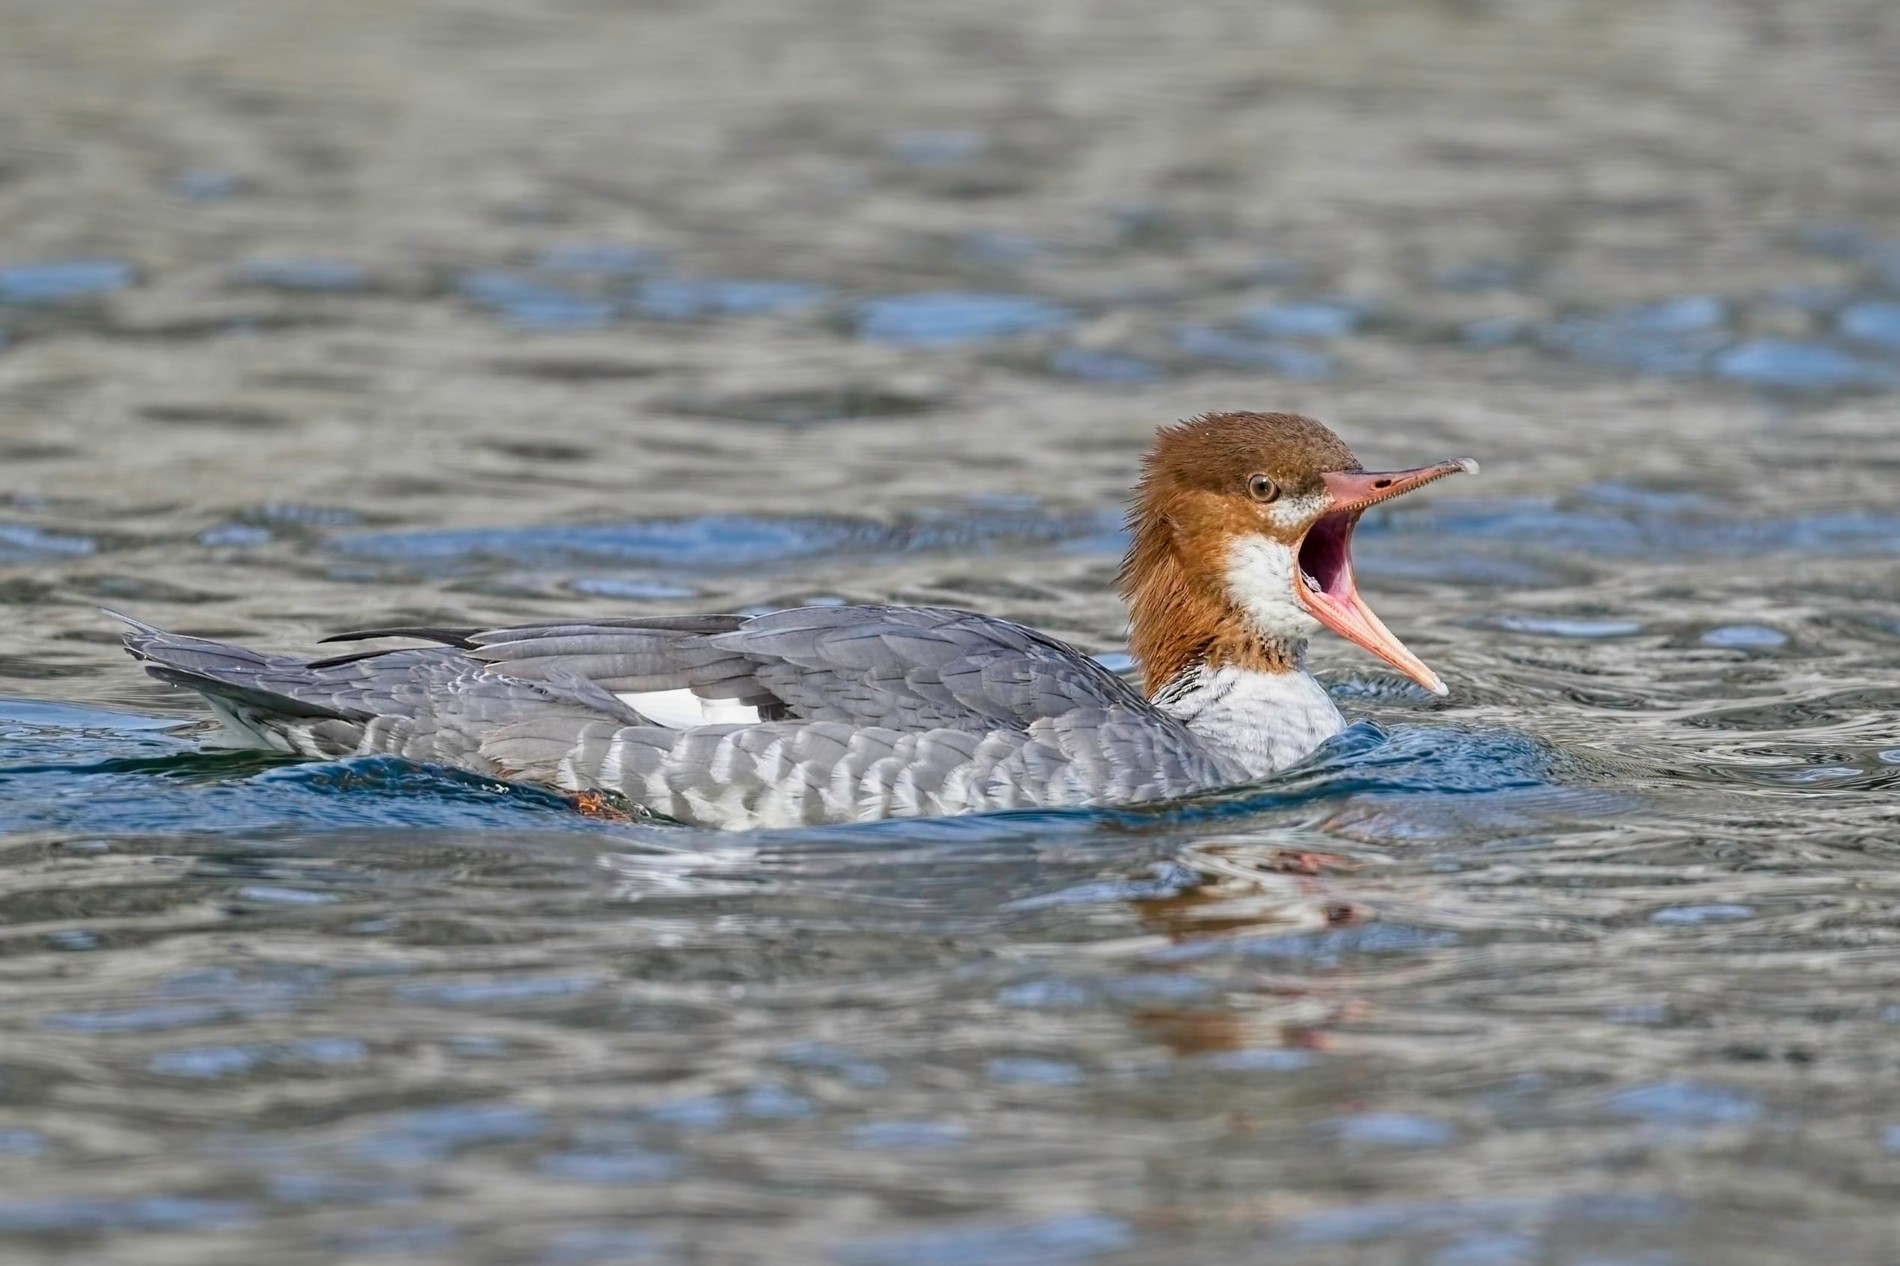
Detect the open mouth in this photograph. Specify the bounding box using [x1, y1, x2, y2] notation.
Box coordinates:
[1290, 459, 1477, 695]
[1296, 509, 1357, 606]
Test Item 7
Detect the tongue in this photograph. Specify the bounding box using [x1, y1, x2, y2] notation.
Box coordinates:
[1302, 562, 1447, 696]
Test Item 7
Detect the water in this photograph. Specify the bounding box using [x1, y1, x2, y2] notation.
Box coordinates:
[3, 0, 1900, 1261]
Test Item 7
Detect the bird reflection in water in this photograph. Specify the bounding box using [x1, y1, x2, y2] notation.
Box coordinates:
[1122, 834, 1372, 1057]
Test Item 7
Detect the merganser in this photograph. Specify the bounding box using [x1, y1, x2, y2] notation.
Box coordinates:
[112, 411, 1476, 830]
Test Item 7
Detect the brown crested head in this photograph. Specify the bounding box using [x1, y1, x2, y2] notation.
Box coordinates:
[1139, 410, 1361, 506]
[1117, 411, 1477, 698]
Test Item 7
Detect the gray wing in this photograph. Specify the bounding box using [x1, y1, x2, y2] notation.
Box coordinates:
[464, 605, 1153, 728]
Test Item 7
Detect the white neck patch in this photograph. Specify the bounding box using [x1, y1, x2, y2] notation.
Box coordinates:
[1223, 535, 1322, 644]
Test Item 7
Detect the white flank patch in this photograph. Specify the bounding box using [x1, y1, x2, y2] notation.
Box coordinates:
[616, 687, 761, 729]
[601, 729, 630, 789]
[1222, 535, 1322, 644]
[707, 733, 739, 782]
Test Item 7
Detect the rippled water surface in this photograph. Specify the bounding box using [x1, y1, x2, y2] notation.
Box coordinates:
[4, 1, 1900, 1262]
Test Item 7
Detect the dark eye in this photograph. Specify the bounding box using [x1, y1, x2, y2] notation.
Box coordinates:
[1247, 473, 1280, 503]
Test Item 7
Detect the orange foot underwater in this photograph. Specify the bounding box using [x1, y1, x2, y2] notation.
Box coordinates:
[570, 790, 635, 821]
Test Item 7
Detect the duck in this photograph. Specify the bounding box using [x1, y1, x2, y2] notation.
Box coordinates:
[112, 411, 1476, 829]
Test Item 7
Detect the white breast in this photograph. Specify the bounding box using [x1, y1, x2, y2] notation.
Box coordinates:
[1156, 664, 1343, 780]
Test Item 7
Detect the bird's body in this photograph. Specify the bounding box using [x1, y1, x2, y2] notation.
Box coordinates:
[114, 412, 1475, 830]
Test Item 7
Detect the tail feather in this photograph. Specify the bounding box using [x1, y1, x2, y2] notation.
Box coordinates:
[106, 608, 361, 748]
[105, 609, 655, 771]
[110, 606, 273, 675]
[140, 665, 348, 721]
